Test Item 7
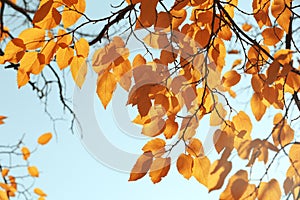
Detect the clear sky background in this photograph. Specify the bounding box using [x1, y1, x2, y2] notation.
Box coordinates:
[0, 0, 296, 199]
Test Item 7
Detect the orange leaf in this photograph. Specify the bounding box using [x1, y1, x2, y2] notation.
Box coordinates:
[142, 138, 165, 156]
[75, 38, 89, 58]
[220, 170, 250, 200]
[222, 70, 241, 87]
[0, 116, 7, 125]
[207, 159, 232, 192]
[186, 138, 204, 157]
[21, 147, 30, 160]
[155, 12, 171, 30]
[70, 56, 87, 88]
[164, 118, 178, 139]
[271, 0, 291, 33]
[34, 188, 47, 197]
[40, 40, 57, 64]
[3, 38, 25, 63]
[252, 0, 271, 28]
[176, 154, 193, 179]
[1, 168, 9, 177]
[232, 111, 252, 140]
[18, 28, 45, 50]
[57, 29, 72, 48]
[28, 166, 39, 177]
[149, 157, 170, 183]
[213, 129, 234, 154]
[56, 47, 74, 69]
[129, 152, 153, 181]
[17, 68, 30, 88]
[232, 59, 242, 68]
[242, 23, 252, 32]
[265, 61, 280, 84]
[142, 118, 166, 137]
[37, 132, 52, 145]
[262, 27, 284, 46]
[132, 54, 146, 68]
[62, 0, 86, 28]
[192, 156, 211, 187]
[257, 179, 281, 200]
[33, 0, 61, 29]
[135, 0, 158, 28]
[96, 71, 117, 108]
[251, 93, 266, 121]
[0, 190, 9, 200]
[143, 32, 169, 49]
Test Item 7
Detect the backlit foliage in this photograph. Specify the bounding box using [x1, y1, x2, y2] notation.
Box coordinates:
[0, 0, 299, 199]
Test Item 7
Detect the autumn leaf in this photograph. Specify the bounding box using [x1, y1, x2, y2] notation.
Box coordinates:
[96, 71, 117, 109]
[56, 47, 74, 69]
[129, 152, 153, 181]
[242, 23, 252, 31]
[74, 38, 89, 58]
[33, 0, 61, 29]
[210, 103, 227, 126]
[251, 93, 266, 121]
[271, 0, 291, 33]
[207, 159, 232, 192]
[62, 0, 86, 28]
[0, 116, 7, 125]
[149, 157, 170, 183]
[34, 188, 47, 197]
[142, 138, 165, 156]
[257, 179, 281, 200]
[262, 27, 284, 46]
[192, 156, 210, 187]
[222, 70, 241, 87]
[21, 147, 30, 160]
[70, 56, 87, 88]
[186, 138, 204, 157]
[28, 166, 39, 177]
[37, 132, 52, 145]
[18, 28, 45, 50]
[176, 154, 193, 179]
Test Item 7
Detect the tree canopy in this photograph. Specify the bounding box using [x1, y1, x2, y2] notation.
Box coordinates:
[0, 0, 300, 199]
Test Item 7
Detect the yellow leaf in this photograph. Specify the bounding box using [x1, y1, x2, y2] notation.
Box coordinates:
[142, 138, 165, 156]
[96, 71, 117, 109]
[75, 38, 89, 58]
[132, 54, 146, 68]
[0, 190, 9, 200]
[192, 156, 211, 187]
[258, 179, 281, 200]
[232, 111, 252, 140]
[21, 147, 30, 160]
[33, 0, 61, 29]
[262, 27, 284, 46]
[57, 29, 72, 48]
[70, 56, 87, 88]
[34, 188, 47, 197]
[251, 93, 266, 121]
[207, 159, 232, 192]
[252, 0, 271, 28]
[56, 47, 74, 69]
[17, 68, 30, 89]
[272, 122, 294, 147]
[129, 152, 153, 181]
[40, 40, 57, 64]
[149, 157, 170, 183]
[222, 70, 241, 87]
[176, 154, 193, 179]
[62, 0, 86, 28]
[232, 59, 242, 68]
[18, 28, 45, 50]
[210, 103, 227, 126]
[19, 52, 45, 75]
[38, 132, 52, 145]
[28, 166, 39, 177]
[3, 38, 25, 63]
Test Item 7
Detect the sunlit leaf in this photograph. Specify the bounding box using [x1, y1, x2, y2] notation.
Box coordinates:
[28, 166, 39, 177]
[18, 28, 45, 50]
[149, 157, 170, 183]
[257, 179, 281, 200]
[262, 27, 284, 46]
[21, 147, 30, 160]
[129, 152, 153, 181]
[192, 156, 210, 187]
[62, 0, 86, 28]
[96, 71, 117, 108]
[177, 154, 193, 179]
[37, 132, 52, 145]
[70, 56, 87, 88]
[34, 188, 47, 197]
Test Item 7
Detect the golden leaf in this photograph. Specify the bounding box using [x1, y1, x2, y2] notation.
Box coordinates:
[176, 154, 193, 179]
[96, 71, 117, 109]
[62, 0, 86, 28]
[70, 56, 87, 88]
[262, 27, 284, 46]
[207, 159, 232, 192]
[192, 156, 211, 187]
[149, 157, 170, 183]
[129, 152, 153, 181]
[21, 147, 30, 160]
[34, 188, 47, 197]
[28, 166, 39, 177]
[37, 132, 52, 145]
[18, 28, 45, 50]
[222, 70, 241, 87]
[142, 138, 165, 156]
[257, 179, 281, 200]
[251, 93, 266, 121]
